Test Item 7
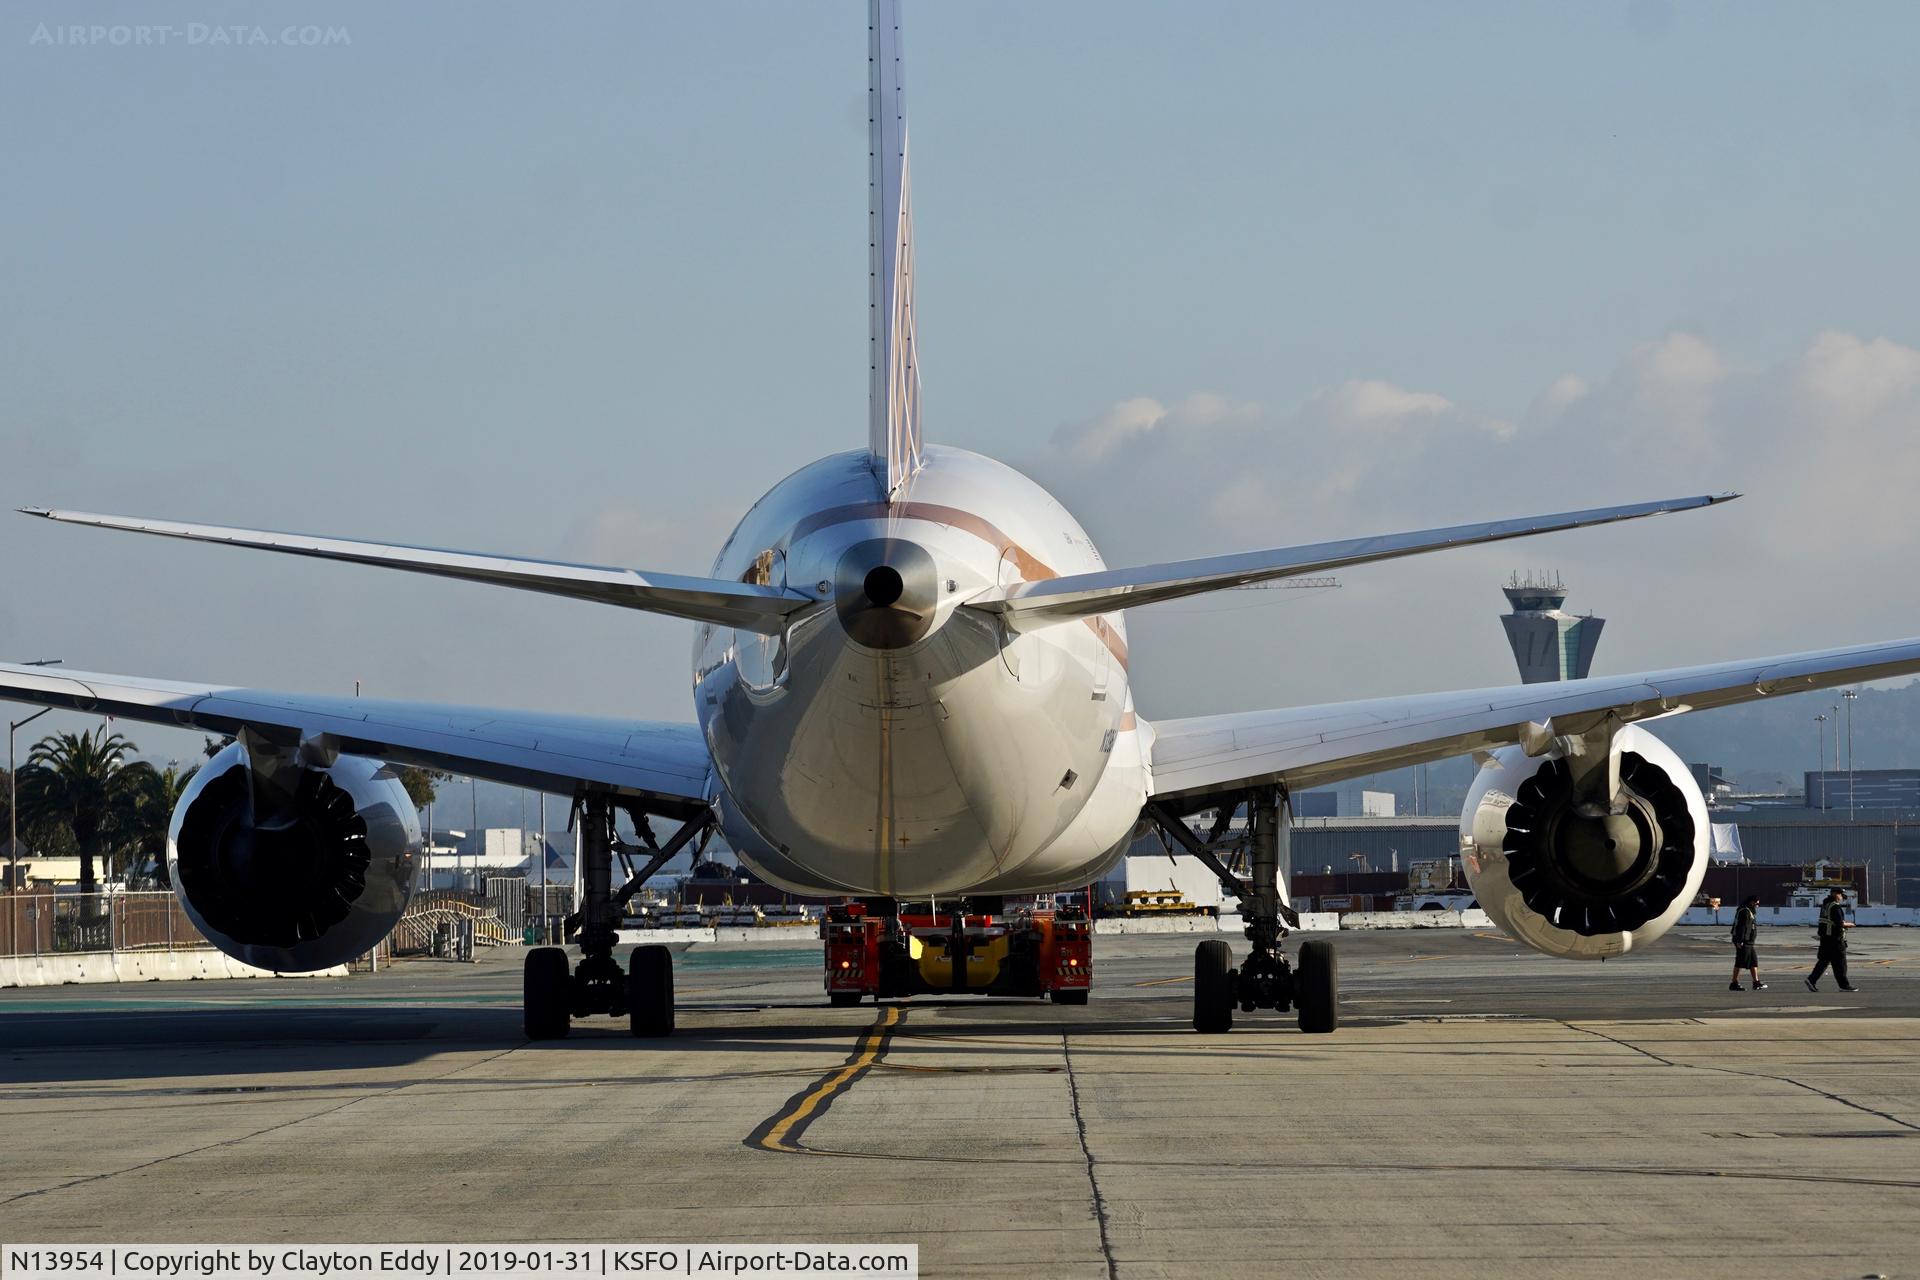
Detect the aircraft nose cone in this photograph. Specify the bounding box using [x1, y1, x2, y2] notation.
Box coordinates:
[835, 538, 937, 649]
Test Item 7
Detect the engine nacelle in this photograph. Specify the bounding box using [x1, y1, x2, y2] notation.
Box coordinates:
[168, 741, 421, 972]
[1460, 723, 1708, 960]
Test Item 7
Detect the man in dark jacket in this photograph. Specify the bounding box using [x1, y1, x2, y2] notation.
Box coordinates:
[1806, 888, 1857, 992]
[1729, 895, 1765, 991]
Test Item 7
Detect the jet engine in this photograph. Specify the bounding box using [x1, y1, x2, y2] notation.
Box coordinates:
[1460, 722, 1708, 960]
[167, 739, 421, 972]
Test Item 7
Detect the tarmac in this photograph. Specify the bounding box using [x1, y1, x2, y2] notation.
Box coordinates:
[2, 926, 1917, 1280]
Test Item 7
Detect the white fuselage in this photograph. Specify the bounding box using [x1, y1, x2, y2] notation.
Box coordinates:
[693, 446, 1149, 898]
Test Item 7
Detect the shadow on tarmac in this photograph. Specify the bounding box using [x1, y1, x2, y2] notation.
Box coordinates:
[3, 927, 1910, 1084]
[0, 990, 1379, 1083]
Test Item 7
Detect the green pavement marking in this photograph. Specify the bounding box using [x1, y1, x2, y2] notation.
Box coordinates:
[0, 945, 814, 1014]
[2, 992, 517, 1013]
[2, 1000, 234, 1013]
[677, 948, 818, 972]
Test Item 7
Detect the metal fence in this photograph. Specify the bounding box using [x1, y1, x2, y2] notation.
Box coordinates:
[390, 888, 516, 957]
[527, 882, 568, 944]
[2, 885, 534, 962]
[1, 891, 207, 958]
[487, 877, 526, 935]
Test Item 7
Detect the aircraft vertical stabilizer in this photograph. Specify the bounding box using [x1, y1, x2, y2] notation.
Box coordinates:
[869, 0, 922, 498]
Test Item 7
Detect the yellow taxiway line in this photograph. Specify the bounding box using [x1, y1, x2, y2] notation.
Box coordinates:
[750, 1005, 902, 1154]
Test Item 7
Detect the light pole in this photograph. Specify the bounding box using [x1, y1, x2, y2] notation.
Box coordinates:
[7, 659, 64, 887]
[1814, 713, 1829, 809]
[1842, 689, 1858, 816]
[1832, 701, 1843, 870]
[8, 707, 53, 883]
[1833, 702, 1842, 798]
[538, 791, 548, 944]
[1842, 688, 1859, 888]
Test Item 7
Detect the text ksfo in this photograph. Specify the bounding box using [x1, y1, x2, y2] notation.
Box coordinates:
[609, 1254, 906, 1274]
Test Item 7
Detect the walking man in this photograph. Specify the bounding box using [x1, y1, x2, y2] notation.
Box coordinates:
[1806, 887, 1857, 992]
[1729, 894, 1765, 991]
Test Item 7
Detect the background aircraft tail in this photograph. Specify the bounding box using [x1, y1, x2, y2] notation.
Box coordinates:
[869, 0, 922, 499]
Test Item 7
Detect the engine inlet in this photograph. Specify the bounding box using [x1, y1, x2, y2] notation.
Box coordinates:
[173, 759, 375, 947]
[1499, 752, 1696, 936]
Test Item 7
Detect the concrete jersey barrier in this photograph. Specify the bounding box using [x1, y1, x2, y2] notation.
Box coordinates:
[1, 948, 348, 988]
[614, 926, 823, 946]
[1682, 905, 1918, 928]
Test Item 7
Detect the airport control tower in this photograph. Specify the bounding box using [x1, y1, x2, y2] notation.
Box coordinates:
[1501, 572, 1604, 683]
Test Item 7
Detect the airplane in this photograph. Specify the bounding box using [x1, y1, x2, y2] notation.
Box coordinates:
[7, 0, 1920, 1039]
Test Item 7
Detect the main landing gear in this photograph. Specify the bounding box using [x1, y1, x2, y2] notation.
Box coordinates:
[1149, 785, 1339, 1035]
[523, 792, 711, 1040]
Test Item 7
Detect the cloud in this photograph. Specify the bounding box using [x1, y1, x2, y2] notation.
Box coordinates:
[1032, 374, 1513, 555]
[1051, 396, 1169, 461]
[1051, 392, 1258, 461]
[1309, 378, 1456, 425]
[1020, 330, 1920, 711]
[1035, 329, 1920, 555]
[1527, 373, 1591, 422]
[1512, 330, 1920, 557]
[1623, 332, 1728, 449]
[1790, 330, 1920, 422]
[562, 502, 739, 574]
[1772, 331, 1920, 553]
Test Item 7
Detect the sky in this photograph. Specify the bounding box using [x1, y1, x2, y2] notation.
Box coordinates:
[4, 0, 1920, 794]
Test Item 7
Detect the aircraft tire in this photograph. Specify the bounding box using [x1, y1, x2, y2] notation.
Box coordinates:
[628, 944, 675, 1038]
[1193, 939, 1234, 1033]
[524, 946, 571, 1040]
[1296, 939, 1338, 1034]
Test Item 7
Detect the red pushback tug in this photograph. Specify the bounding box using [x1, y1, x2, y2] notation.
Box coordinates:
[823, 900, 1092, 1005]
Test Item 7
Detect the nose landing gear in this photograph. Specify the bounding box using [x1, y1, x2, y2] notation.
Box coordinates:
[1148, 785, 1339, 1034]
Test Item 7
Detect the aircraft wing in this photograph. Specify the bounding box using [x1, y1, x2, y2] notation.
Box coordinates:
[1146, 635, 1920, 802]
[0, 662, 711, 810]
[18, 508, 814, 634]
[965, 493, 1736, 623]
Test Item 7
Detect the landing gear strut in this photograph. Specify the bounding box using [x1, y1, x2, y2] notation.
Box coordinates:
[522, 792, 709, 1040]
[1148, 785, 1338, 1034]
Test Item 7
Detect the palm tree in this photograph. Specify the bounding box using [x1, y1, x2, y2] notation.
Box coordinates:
[120, 761, 198, 887]
[18, 729, 146, 898]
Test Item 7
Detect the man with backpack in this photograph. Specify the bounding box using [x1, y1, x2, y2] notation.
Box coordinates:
[1729, 895, 1765, 991]
[1806, 887, 1857, 992]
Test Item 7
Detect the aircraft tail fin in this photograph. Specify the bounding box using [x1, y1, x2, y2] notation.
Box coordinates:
[869, 0, 922, 499]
